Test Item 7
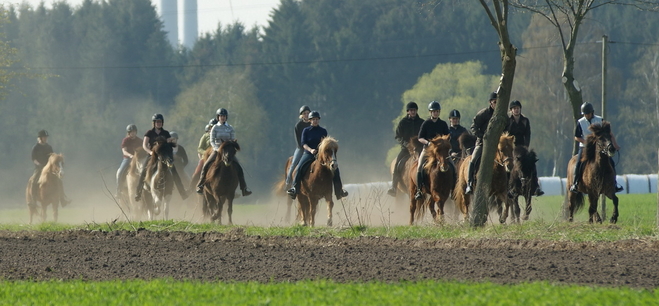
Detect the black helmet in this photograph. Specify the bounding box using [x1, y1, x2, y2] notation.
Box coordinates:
[406, 102, 419, 111]
[489, 92, 498, 101]
[308, 111, 321, 119]
[509, 100, 522, 109]
[209, 118, 218, 125]
[299, 105, 311, 115]
[428, 101, 441, 111]
[581, 102, 594, 115]
[216, 108, 228, 117]
[170, 131, 179, 139]
[152, 113, 164, 122]
[448, 109, 461, 118]
[37, 130, 49, 137]
[126, 124, 137, 132]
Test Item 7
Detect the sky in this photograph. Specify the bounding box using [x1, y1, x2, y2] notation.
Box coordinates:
[1, 0, 281, 35]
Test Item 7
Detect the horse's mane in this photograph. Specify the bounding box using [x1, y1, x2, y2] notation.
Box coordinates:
[407, 136, 423, 157]
[150, 136, 170, 162]
[513, 146, 537, 171]
[39, 153, 63, 184]
[219, 140, 241, 153]
[583, 121, 611, 162]
[458, 133, 477, 154]
[499, 132, 515, 150]
[424, 134, 451, 172]
[317, 136, 339, 161]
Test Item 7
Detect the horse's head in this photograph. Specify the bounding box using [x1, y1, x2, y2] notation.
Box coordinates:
[317, 136, 339, 171]
[497, 133, 515, 172]
[132, 147, 148, 172]
[458, 132, 477, 156]
[152, 136, 174, 168]
[218, 140, 240, 166]
[407, 136, 424, 158]
[46, 153, 65, 177]
[587, 122, 616, 158]
[424, 134, 451, 172]
[513, 146, 538, 187]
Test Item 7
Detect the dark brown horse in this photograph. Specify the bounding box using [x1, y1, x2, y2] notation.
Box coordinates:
[201, 140, 241, 225]
[389, 137, 423, 196]
[296, 136, 339, 227]
[566, 122, 619, 223]
[504, 146, 539, 223]
[141, 137, 175, 220]
[408, 134, 455, 225]
[454, 133, 515, 224]
[25, 153, 65, 224]
[123, 147, 148, 220]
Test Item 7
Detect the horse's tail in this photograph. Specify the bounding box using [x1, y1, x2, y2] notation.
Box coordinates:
[415, 198, 427, 221]
[571, 192, 585, 214]
[273, 179, 287, 197]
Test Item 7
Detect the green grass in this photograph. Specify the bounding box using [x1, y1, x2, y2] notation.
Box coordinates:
[1, 279, 657, 305]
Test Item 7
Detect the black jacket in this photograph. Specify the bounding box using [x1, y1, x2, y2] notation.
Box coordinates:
[395, 115, 424, 147]
[507, 114, 531, 147]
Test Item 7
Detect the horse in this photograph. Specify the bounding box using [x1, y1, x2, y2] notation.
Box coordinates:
[566, 122, 619, 223]
[389, 136, 424, 196]
[123, 147, 148, 220]
[408, 134, 455, 225]
[453, 132, 476, 172]
[141, 137, 175, 220]
[454, 133, 515, 224]
[296, 136, 339, 227]
[25, 153, 65, 224]
[201, 140, 241, 225]
[503, 146, 539, 223]
[274, 156, 296, 223]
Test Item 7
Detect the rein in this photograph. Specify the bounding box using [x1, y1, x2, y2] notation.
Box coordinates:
[494, 149, 510, 167]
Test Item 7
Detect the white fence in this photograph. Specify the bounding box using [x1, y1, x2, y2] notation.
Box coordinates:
[539, 174, 658, 196]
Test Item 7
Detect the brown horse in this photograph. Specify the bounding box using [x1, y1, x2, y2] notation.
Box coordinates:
[25, 153, 65, 223]
[123, 147, 148, 220]
[296, 136, 339, 227]
[201, 140, 241, 225]
[389, 137, 423, 196]
[454, 133, 515, 224]
[504, 146, 539, 223]
[141, 137, 175, 220]
[408, 134, 455, 225]
[566, 122, 619, 223]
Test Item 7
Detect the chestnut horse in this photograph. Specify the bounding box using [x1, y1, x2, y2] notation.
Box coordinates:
[201, 140, 241, 225]
[408, 134, 455, 225]
[25, 153, 66, 223]
[123, 147, 148, 220]
[296, 136, 339, 227]
[504, 146, 539, 223]
[389, 137, 423, 196]
[141, 137, 175, 220]
[566, 122, 619, 223]
[454, 133, 515, 224]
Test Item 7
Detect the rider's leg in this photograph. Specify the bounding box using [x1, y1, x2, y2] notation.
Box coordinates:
[285, 148, 303, 189]
[134, 157, 150, 201]
[388, 148, 409, 196]
[171, 166, 188, 199]
[232, 156, 251, 196]
[115, 157, 131, 196]
[332, 167, 349, 200]
[465, 145, 482, 195]
[610, 157, 624, 193]
[196, 151, 217, 193]
[29, 167, 42, 205]
[414, 147, 427, 200]
[287, 152, 314, 199]
[570, 148, 583, 193]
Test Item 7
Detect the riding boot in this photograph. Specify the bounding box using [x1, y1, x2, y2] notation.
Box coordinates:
[332, 168, 348, 200]
[570, 162, 581, 194]
[465, 161, 476, 195]
[387, 175, 398, 197]
[196, 152, 216, 193]
[235, 162, 251, 197]
[134, 166, 148, 202]
[30, 171, 40, 205]
[414, 168, 424, 200]
[171, 166, 188, 200]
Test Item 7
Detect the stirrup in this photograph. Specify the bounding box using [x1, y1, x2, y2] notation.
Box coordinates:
[287, 188, 297, 200]
[465, 184, 473, 195]
[569, 184, 579, 194]
[336, 189, 349, 200]
[534, 188, 545, 197]
[242, 188, 252, 197]
[414, 190, 423, 200]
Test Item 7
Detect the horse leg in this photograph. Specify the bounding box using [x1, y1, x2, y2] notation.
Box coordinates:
[436, 197, 446, 224]
[428, 195, 438, 224]
[498, 196, 507, 224]
[309, 199, 318, 227]
[285, 197, 293, 223]
[510, 195, 520, 223]
[609, 195, 619, 224]
[523, 195, 532, 221]
[40, 203, 47, 223]
[326, 198, 333, 227]
[409, 195, 416, 225]
[587, 194, 601, 224]
[297, 196, 309, 226]
[227, 196, 234, 225]
[52, 202, 59, 223]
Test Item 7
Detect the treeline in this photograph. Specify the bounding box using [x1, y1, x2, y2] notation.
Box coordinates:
[0, 0, 657, 199]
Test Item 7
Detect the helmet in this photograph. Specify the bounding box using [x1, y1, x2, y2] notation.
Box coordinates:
[216, 108, 228, 117]
[170, 131, 179, 139]
[205, 124, 213, 132]
[509, 100, 522, 109]
[308, 111, 321, 119]
[428, 101, 441, 111]
[152, 113, 164, 122]
[448, 109, 461, 118]
[126, 124, 137, 132]
[406, 102, 419, 111]
[489, 92, 498, 101]
[581, 102, 594, 115]
[37, 130, 49, 137]
[299, 105, 311, 115]
[209, 118, 218, 125]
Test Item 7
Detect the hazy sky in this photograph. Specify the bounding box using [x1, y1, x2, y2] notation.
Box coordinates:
[1, 0, 281, 35]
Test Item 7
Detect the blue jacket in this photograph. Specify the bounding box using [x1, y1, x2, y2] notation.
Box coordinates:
[301, 125, 328, 151]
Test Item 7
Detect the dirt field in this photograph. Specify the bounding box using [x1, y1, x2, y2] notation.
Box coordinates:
[1, 229, 658, 289]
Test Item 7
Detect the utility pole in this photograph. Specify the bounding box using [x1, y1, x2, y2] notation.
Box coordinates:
[600, 35, 608, 221]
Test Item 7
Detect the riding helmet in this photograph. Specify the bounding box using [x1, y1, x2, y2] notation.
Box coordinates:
[170, 131, 179, 139]
[205, 124, 214, 132]
[509, 100, 522, 109]
[209, 118, 218, 126]
[428, 101, 441, 111]
[37, 129, 49, 137]
[448, 109, 461, 119]
[308, 111, 321, 120]
[152, 113, 164, 122]
[489, 92, 498, 101]
[216, 108, 228, 117]
[581, 102, 594, 115]
[299, 105, 311, 115]
[126, 124, 137, 133]
[406, 102, 419, 111]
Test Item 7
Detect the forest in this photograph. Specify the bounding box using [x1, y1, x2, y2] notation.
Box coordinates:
[0, 0, 657, 202]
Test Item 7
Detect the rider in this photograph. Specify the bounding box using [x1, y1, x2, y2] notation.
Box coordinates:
[134, 113, 188, 202]
[569, 102, 623, 193]
[285, 105, 311, 190]
[29, 130, 70, 206]
[447, 109, 468, 159]
[465, 92, 500, 195]
[286, 111, 349, 200]
[507, 100, 544, 196]
[190, 119, 216, 190]
[414, 101, 450, 200]
[387, 101, 423, 197]
[115, 124, 142, 197]
[170, 131, 189, 187]
[195, 108, 252, 197]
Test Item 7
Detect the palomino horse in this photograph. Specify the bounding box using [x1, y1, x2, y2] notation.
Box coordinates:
[25, 153, 66, 223]
[408, 134, 455, 225]
[123, 147, 148, 220]
[566, 122, 619, 223]
[504, 146, 539, 223]
[201, 140, 241, 225]
[454, 133, 515, 224]
[275, 156, 296, 223]
[296, 136, 339, 227]
[389, 136, 423, 196]
[141, 137, 175, 220]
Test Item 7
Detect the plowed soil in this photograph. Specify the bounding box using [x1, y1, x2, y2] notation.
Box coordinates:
[1, 229, 658, 289]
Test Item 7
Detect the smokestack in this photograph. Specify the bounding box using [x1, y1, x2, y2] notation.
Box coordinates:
[179, 0, 198, 49]
[157, 0, 178, 47]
